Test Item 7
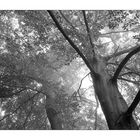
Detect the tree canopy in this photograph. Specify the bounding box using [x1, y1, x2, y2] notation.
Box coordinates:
[0, 10, 140, 130]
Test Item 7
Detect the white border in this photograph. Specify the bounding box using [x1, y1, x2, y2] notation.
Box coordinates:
[0, 0, 140, 9]
[1, 131, 140, 140]
[0, 1, 140, 140]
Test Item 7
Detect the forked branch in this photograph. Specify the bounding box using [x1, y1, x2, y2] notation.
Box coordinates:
[48, 10, 97, 76]
[77, 72, 90, 97]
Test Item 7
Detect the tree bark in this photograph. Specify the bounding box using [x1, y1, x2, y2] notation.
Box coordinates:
[90, 58, 138, 130]
[46, 107, 63, 130]
[47, 10, 139, 129]
[45, 95, 63, 130]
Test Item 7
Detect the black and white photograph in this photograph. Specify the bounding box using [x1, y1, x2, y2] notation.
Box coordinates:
[0, 1, 140, 132]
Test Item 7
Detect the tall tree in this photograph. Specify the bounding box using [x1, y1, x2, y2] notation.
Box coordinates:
[1, 10, 140, 130]
[47, 10, 140, 129]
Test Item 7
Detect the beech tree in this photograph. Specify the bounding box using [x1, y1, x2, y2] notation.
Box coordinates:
[47, 10, 140, 129]
[0, 10, 140, 130]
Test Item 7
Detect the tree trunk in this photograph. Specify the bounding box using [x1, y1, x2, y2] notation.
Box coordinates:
[47, 10, 139, 129]
[90, 58, 138, 130]
[45, 95, 63, 130]
[46, 107, 63, 130]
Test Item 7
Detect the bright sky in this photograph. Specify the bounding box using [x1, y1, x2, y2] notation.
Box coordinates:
[0, 107, 5, 117]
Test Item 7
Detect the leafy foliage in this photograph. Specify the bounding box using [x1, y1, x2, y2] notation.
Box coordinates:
[0, 10, 140, 129]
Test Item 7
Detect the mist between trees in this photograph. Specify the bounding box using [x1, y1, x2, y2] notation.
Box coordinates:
[0, 10, 140, 130]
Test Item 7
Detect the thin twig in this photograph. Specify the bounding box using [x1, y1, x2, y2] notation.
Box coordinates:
[1, 84, 48, 96]
[0, 88, 27, 98]
[106, 45, 139, 61]
[0, 92, 39, 122]
[100, 27, 140, 36]
[77, 72, 90, 98]
[120, 72, 140, 77]
[118, 77, 140, 85]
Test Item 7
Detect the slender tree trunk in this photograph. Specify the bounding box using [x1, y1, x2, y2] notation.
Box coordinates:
[90, 58, 138, 130]
[45, 95, 63, 130]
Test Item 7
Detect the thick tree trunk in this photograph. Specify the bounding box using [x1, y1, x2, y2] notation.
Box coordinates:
[45, 95, 63, 130]
[46, 107, 63, 130]
[47, 10, 139, 129]
[90, 58, 138, 130]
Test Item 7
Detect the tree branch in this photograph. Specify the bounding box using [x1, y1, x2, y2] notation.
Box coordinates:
[120, 72, 140, 77]
[118, 77, 140, 85]
[111, 45, 140, 83]
[94, 94, 99, 130]
[126, 89, 140, 115]
[77, 72, 90, 97]
[100, 27, 140, 36]
[82, 11, 95, 53]
[59, 10, 76, 29]
[107, 62, 140, 75]
[0, 88, 26, 98]
[106, 45, 139, 60]
[3, 84, 48, 97]
[47, 10, 97, 76]
[0, 92, 39, 122]
[59, 11, 87, 48]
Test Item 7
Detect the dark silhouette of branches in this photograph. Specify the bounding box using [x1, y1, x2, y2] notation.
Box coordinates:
[126, 89, 140, 115]
[77, 72, 90, 98]
[112, 45, 140, 83]
[47, 10, 98, 77]
[118, 77, 140, 85]
[120, 72, 140, 77]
